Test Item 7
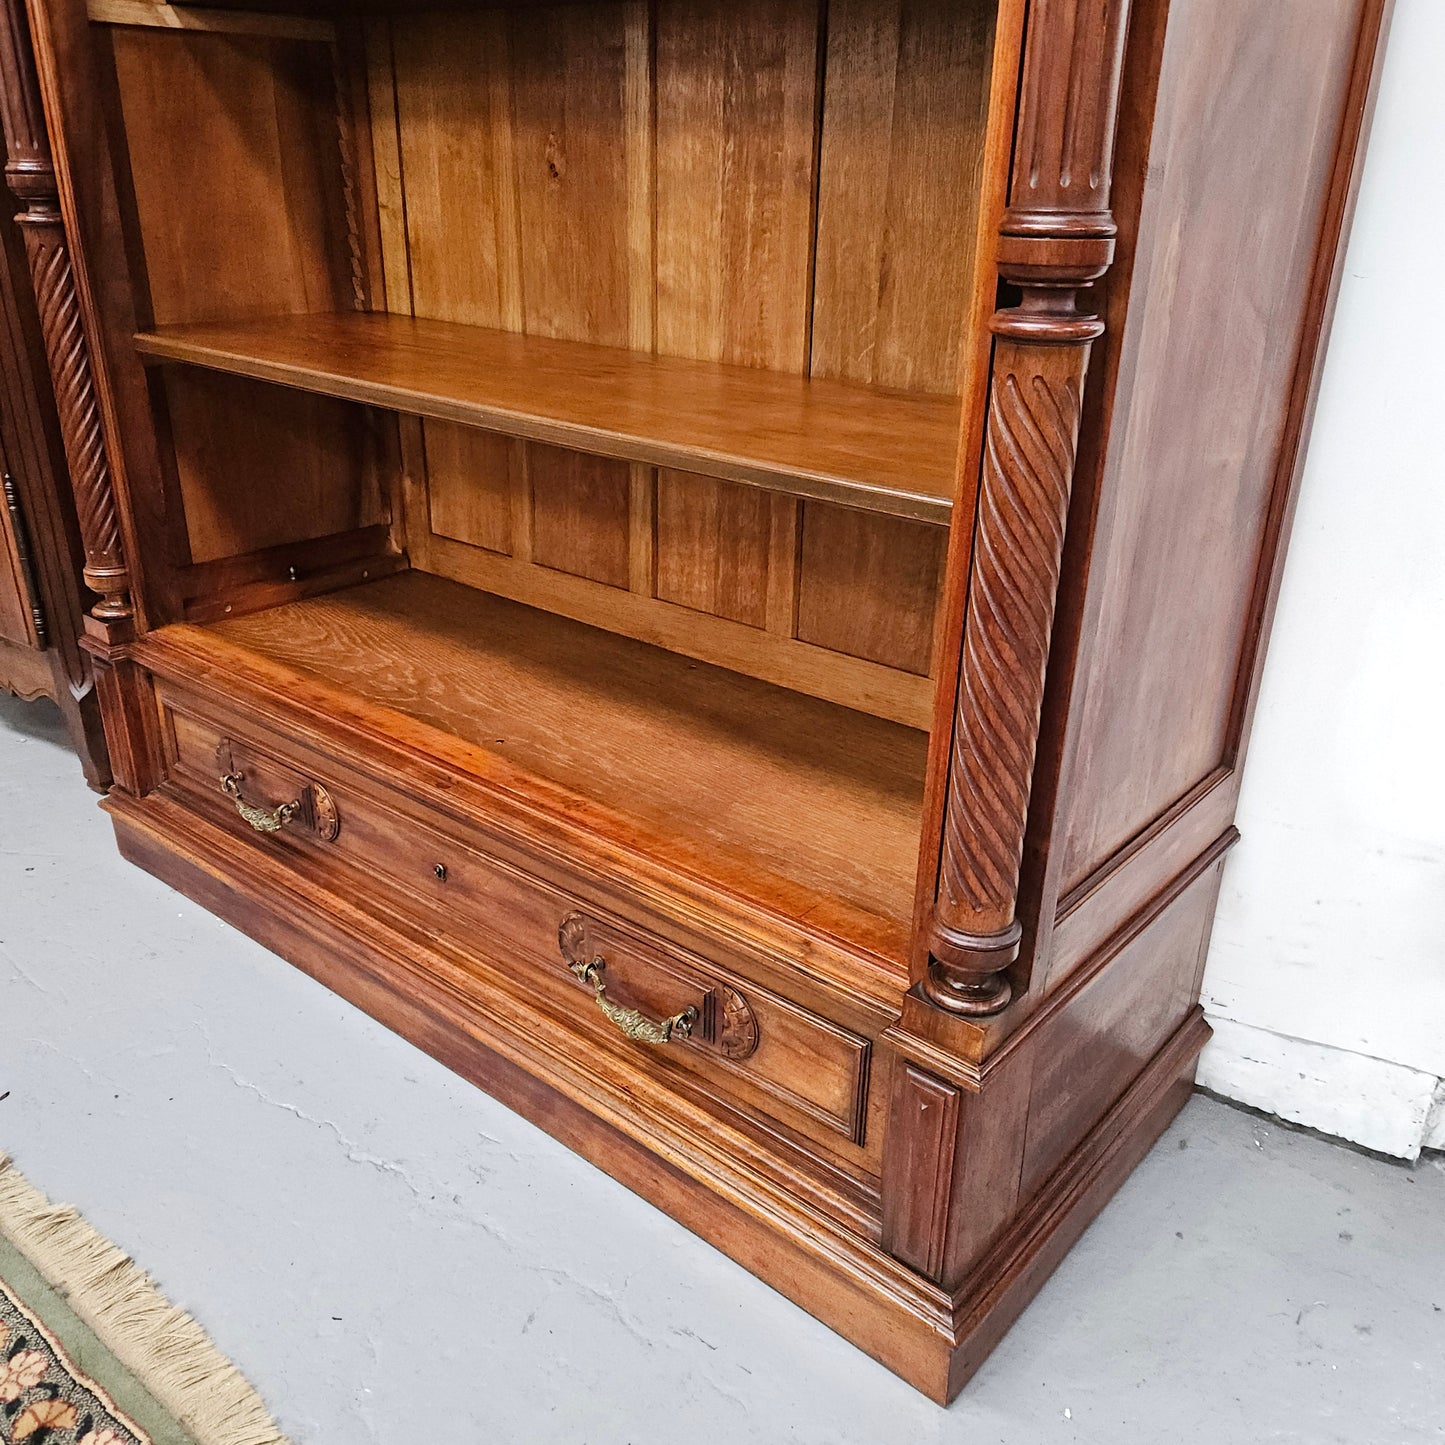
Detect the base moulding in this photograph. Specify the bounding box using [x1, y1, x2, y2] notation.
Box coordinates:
[106, 788, 1208, 1403]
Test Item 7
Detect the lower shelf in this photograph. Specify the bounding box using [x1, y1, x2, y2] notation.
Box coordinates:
[178, 570, 929, 955]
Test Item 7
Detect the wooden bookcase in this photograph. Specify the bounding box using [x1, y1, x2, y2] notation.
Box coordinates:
[8, 0, 1391, 1401]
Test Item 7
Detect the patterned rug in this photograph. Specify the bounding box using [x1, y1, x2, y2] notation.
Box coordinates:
[0, 1157, 288, 1445]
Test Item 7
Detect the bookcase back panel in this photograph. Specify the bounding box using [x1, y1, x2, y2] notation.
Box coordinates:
[526, 444, 634, 589]
[653, 0, 819, 370]
[412, 420, 939, 726]
[374, 0, 987, 719]
[381, 0, 994, 388]
[423, 422, 515, 555]
[393, 8, 639, 343]
[95, 0, 992, 700]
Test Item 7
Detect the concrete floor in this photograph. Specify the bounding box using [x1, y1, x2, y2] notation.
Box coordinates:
[1, 692, 1442, 1445]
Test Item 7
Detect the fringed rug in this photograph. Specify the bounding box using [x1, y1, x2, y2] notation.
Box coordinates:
[0, 1157, 289, 1445]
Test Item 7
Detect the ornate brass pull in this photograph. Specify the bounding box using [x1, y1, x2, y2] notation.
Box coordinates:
[220, 772, 300, 834]
[568, 956, 697, 1045]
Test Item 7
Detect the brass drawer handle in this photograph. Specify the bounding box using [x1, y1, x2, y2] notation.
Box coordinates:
[220, 772, 300, 834]
[568, 955, 697, 1045]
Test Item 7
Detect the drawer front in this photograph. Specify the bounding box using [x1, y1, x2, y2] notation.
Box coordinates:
[156, 687, 875, 1154]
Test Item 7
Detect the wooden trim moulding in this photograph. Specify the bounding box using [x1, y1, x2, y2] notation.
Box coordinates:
[104, 782, 1210, 1405]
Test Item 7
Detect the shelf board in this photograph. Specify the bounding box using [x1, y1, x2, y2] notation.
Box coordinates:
[135, 312, 961, 524]
[192, 571, 929, 951]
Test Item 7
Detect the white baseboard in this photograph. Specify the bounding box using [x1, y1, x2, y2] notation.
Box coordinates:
[1425, 1084, 1445, 1153]
[1198, 1015, 1442, 1160]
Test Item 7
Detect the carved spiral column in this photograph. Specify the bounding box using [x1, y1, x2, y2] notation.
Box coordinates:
[0, 0, 130, 621]
[923, 0, 1131, 1017]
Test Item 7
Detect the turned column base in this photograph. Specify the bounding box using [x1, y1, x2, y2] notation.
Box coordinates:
[922, 917, 1022, 1017]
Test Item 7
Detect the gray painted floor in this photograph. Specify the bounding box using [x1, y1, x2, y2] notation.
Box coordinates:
[1, 691, 1442, 1445]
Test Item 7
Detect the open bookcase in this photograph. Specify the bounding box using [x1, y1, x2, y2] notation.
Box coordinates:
[97, 0, 1003, 965]
[7, 0, 1389, 1401]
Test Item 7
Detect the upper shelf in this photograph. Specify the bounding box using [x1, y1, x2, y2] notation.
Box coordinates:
[134, 313, 961, 524]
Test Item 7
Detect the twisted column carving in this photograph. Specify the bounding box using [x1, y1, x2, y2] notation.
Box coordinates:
[923, 0, 1131, 1017]
[332, 46, 367, 313]
[0, 0, 130, 621]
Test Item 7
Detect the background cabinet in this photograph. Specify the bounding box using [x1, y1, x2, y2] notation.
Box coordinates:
[0, 165, 106, 787]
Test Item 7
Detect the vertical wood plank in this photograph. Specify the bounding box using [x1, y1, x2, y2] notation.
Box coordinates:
[508, 437, 533, 564]
[655, 0, 819, 370]
[509, 4, 631, 345]
[624, 0, 655, 352]
[394, 14, 512, 326]
[812, 0, 995, 393]
[483, 11, 524, 332]
[364, 18, 412, 315]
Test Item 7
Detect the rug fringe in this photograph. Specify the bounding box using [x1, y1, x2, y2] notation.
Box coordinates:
[0, 1155, 291, 1445]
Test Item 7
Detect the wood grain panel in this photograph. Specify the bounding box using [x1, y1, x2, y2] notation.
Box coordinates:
[811, 0, 995, 393]
[162, 370, 383, 564]
[110, 28, 349, 325]
[393, 13, 518, 329]
[207, 569, 929, 930]
[527, 441, 631, 588]
[655, 0, 819, 370]
[423, 419, 511, 555]
[655, 469, 772, 628]
[1057, 0, 1366, 889]
[509, 3, 633, 346]
[880, 1064, 960, 1278]
[394, 4, 648, 346]
[1019, 858, 1223, 1200]
[796, 504, 944, 675]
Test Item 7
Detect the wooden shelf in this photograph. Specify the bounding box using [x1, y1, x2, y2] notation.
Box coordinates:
[135, 313, 962, 524]
[198, 571, 929, 948]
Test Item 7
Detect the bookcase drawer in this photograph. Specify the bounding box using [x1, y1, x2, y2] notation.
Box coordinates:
[154, 685, 875, 1157]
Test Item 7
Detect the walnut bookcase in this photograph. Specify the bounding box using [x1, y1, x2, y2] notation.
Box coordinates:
[13, 0, 1391, 1401]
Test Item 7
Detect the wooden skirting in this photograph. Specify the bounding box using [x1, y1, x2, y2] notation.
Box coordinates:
[106, 787, 1208, 1403]
[0, 633, 54, 702]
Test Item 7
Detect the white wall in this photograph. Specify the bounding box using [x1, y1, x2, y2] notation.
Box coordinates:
[1197, 0, 1445, 1159]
